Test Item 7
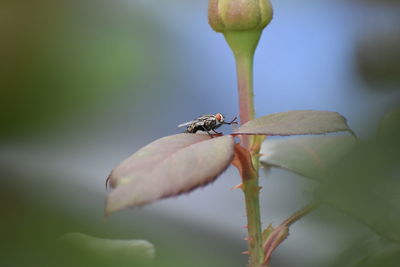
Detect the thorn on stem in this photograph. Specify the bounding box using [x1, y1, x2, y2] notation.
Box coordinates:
[244, 236, 253, 241]
[232, 183, 243, 189]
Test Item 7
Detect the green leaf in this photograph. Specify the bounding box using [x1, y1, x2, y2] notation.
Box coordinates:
[106, 134, 235, 214]
[316, 134, 400, 244]
[327, 236, 399, 267]
[260, 136, 357, 180]
[378, 108, 400, 138]
[353, 248, 400, 267]
[60, 233, 154, 265]
[234, 110, 354, 136]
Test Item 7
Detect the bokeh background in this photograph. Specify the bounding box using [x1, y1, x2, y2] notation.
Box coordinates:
[1, 0, 399, 266]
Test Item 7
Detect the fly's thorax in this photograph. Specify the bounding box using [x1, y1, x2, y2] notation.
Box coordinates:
[204, 117, 217, 129]
[187, 120, 206, 133]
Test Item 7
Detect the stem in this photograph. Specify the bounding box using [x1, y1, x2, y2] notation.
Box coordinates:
[224, 29, 265, 267]
[243, 163, 266, 267]
[282, 202, 319, 227]
[224, 29, 261, 125]
[234, 52, 255, 149]
[233, 42, 256, 124]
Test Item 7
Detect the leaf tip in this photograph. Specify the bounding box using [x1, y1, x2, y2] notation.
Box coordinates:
[104, 192, 126, 216]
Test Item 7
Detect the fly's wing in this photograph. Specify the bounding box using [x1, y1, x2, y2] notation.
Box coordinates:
[177, 120, 197, 128]
[197, 114, 214, 120]
[177, 115, 213, 128]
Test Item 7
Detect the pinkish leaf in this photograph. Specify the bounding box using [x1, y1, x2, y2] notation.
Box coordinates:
[234, 110, 354, 136]
[263, 225, 289, 265]
[106, 133, 235, 214]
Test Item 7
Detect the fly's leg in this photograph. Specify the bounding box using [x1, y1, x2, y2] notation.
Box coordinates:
[200, 126, 213, 137]
[212, 129, 222, 135]
[224, 116, 238, 125]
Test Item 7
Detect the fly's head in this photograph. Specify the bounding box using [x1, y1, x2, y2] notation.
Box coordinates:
[215, 113, 225, 126]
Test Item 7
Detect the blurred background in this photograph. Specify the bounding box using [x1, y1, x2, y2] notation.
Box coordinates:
[1, 0, 399, 266]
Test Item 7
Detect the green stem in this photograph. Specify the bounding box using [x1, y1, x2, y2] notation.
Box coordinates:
[243, 162, 266, 267]
[224, 30, 260, 124]
[224, 29, 265, 267]
[282, 202, 320, 227]
[233, 43, 255, 124]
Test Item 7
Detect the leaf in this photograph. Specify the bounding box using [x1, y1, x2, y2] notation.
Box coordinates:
[106, 133, 234, 214]
[378, 107, 400, 138]
[259, 135, 357, 180]
[353, 248, 400, 267]
[106, 133, 210, 188]
[262, 224, 274, 242]
[327, 236, 400, 267]
[262, 225, 289, 265]
[60, 233, 154, 264]
[316, 134, 400, 244]
[234, 110, 354, 136]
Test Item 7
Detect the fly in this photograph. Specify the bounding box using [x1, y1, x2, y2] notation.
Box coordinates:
[178, 113, 238, 136]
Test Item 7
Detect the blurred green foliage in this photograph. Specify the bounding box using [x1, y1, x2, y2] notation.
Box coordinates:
[260, 108, 400, 266]
[60, 233, 154, 266]
[0, 0, 160, 138]
[316, 108, 400, 266]
[356, 30, 400, 89]
[0, 168, 246, 267]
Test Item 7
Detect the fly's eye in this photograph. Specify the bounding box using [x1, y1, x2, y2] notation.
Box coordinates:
[215, 113, 224, 122]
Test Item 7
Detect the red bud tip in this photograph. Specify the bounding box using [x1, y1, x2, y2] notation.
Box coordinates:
[241, 250, 250, 255]
[242, 224, 249, 229]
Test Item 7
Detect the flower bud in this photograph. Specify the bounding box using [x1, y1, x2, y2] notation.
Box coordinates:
[208, 0, 273, 33]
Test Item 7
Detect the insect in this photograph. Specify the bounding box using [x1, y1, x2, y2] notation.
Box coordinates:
[178, 113, 238, 136]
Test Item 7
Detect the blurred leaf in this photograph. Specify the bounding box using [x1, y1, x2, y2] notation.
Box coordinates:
[0, 0, 163, 137]
[353, 248, 400, 267]
[316, 120, 400, 244]
[378, 108, 400, 138]
[328, 236, 399, 267]
[0, 168, 246, 267]
[61, 233, 154, 266]
[106, 134, 235, 214]
[356, 29, 400, 89]
[234, 110, 353, 136]
[260, 136, 357, 180]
